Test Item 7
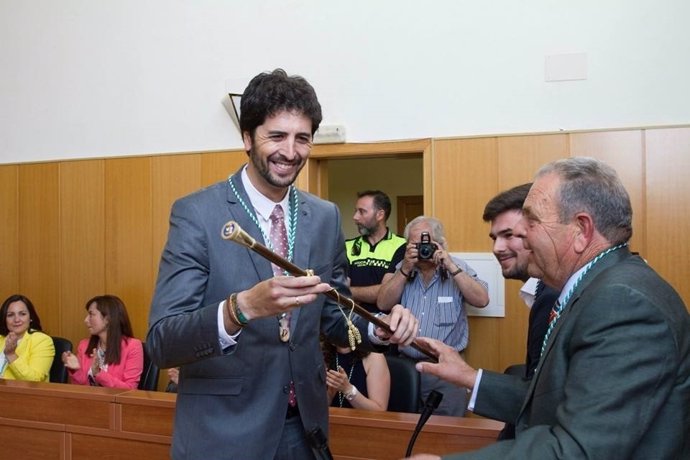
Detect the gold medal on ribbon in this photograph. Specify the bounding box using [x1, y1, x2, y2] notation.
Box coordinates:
[279, 314, 290, 343]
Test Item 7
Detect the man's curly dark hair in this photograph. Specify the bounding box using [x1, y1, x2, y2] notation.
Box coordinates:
[240, 68, 322, 139]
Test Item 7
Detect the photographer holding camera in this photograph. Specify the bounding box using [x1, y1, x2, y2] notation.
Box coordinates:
[378, 216, 489, 416]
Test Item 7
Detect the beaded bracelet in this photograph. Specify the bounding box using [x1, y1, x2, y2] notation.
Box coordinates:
[233, 293, 249, 325]
[226, 293, 248, 327]
[225, 299, 243, 328]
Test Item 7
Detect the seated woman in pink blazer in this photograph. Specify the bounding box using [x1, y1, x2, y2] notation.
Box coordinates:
[62, 295, 143, 389]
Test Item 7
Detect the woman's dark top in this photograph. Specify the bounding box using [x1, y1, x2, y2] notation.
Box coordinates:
[329, 351, 368, 408]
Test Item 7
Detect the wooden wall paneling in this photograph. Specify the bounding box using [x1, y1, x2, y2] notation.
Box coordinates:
[59, 160, 106, 345]
[494, 134, 569, 369]
[0, 165, 19, 301]
[496, 278, 530, 371]
[431, 138, 501, 372]
[645, 127, 690, 308]
[570, 130, 646, 255]
[18, 163, 61, 334]
[151, 154, 202, 284]
[105, 158, 153, 340]
[150, 154, 202, 387]
[496, 134, 569, 187]
[200, 149, 247, 187]
[432, 138, 499, 251]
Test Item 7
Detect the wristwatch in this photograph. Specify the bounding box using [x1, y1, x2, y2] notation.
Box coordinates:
[345, 385, 358, 401]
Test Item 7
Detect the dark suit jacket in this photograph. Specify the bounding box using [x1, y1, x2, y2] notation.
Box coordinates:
[498, 281, 559, 440]
[147, 169, 374, 459]
[449, 248, 690, 459]
[525, 283, 559, 379]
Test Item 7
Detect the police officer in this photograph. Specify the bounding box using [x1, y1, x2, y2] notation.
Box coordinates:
[345, 190, 407, 313]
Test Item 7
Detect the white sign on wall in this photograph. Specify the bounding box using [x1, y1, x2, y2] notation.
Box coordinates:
[451, 252, 505, 317]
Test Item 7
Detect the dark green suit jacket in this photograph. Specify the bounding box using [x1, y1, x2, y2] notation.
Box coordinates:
[448, 248, 690, 459]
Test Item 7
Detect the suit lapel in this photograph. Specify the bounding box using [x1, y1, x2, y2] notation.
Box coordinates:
[537, 247, 632, 364]
[226, 170, 274, 282]
[517, 247, 633, 421]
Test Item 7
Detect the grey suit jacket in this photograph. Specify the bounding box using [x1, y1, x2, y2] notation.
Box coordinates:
[147, 169, 372, 459]
[448, 248, 690, 459]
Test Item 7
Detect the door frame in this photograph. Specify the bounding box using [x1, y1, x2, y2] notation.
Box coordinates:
[296, 138, 433, 213]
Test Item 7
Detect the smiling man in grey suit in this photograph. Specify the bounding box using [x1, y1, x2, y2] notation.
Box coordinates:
[407, 157, 690, 460]
[147, 69, 419, 460]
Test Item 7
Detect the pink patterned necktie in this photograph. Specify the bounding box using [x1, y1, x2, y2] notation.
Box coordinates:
[269, 204, 297, 407]
[269, 204, 288, 274]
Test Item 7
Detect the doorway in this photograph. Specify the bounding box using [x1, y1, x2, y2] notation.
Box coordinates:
[326, 157, 422, 239]
[396, 195, 424, 235]
[300, 139, 432, 240]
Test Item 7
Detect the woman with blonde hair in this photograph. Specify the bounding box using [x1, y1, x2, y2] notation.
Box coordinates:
[62, 295, 143, 389]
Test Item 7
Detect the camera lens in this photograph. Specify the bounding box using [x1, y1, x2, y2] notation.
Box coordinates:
[417, 242, 436, 260]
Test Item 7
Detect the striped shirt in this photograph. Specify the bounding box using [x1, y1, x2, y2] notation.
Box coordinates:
[396, 256, 488, 360]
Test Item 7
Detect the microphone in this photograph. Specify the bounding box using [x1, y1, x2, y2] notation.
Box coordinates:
[306, 426, 334, 460]
[405, 390, 443, 457]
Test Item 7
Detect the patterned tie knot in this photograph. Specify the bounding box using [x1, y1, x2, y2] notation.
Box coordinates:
[270, 204, 285, 223]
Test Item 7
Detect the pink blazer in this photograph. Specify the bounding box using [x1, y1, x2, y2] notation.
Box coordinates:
[68, 337, 143, 389]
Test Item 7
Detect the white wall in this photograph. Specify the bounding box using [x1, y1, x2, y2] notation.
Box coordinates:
[1, 0, 689, 164]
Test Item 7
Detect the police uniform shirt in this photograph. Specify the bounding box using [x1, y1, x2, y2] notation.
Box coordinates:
[345, 229, 406, 313]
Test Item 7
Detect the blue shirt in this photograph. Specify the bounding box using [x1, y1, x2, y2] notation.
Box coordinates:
[396, 256, 488, 360]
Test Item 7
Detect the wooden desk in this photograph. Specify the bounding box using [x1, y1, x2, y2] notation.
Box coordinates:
[115, 389, 176, 438]
[0, 379, 502, 459]
[329, 408, 502, 459]
[69, 390, 177, 460]
[0, 379, 127, 460]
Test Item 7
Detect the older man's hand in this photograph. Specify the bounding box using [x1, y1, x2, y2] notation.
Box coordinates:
[375, 304, 419, 346]
[414, 337, 478, 389]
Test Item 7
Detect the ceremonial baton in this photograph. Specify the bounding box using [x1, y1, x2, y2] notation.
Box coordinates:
[221, 220, 436, 361]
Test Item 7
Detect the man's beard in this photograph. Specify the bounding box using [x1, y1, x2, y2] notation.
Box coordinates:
[357, 223, 376, 237]
[502, 257, 530, 281]
[250, 149, 305, 188]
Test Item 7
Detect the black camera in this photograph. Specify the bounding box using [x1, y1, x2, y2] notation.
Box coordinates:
[416, 232, 438, 260]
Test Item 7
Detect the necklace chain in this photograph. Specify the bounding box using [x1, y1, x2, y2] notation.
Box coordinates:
[335, 353, 357, 407]
[228, 175, 298, 271]
[539, 243, 628, 357]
